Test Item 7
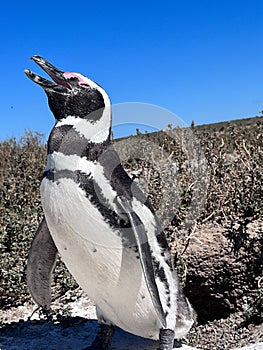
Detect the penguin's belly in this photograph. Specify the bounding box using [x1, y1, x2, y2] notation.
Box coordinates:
[41, 177, 160, 339]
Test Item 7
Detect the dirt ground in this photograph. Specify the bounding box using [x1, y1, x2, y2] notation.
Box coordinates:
[0, 289, 262, 350]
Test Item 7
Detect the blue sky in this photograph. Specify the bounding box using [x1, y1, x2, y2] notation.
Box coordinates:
[0, 0, 263, 141]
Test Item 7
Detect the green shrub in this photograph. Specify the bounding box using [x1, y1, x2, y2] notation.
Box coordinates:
[0, 131, 76, 308]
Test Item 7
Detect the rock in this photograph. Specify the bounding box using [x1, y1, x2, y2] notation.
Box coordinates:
[173, 221, 262, 324]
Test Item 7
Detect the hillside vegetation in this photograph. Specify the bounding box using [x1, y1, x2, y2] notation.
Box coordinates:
[0, 117, 262, 329]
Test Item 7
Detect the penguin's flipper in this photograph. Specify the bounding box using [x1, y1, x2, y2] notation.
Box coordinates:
[27, 217, 58, 308]
[115, 196, 167, 328]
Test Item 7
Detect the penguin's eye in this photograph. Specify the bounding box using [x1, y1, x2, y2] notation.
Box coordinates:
[68, 77, 79, 83]
[67, 77, 90, 89]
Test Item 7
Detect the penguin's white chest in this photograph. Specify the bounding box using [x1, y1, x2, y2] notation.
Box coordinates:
[40, 176, 161, 339]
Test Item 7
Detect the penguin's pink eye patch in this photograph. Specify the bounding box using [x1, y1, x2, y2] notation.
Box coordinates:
[63, 72, 90, 87]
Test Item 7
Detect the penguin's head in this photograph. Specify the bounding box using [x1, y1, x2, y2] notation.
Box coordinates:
[25, 56, 110, 122]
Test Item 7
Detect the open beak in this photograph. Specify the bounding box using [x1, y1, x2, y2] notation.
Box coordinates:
[24, 55, 72, 92]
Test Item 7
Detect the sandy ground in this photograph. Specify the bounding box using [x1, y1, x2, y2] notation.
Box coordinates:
[0, 292, 262, 350]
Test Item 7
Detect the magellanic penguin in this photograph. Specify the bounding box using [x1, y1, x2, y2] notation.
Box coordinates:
[25, 56, 195, 350]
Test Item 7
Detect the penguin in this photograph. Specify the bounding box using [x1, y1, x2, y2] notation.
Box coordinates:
[25, 55, 195, 350]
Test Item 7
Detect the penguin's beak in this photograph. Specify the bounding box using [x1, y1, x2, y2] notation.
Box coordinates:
[24, 55, 72, 92]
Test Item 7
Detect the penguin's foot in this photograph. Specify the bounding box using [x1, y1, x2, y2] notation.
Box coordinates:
[82, 323, 115, 350]
[158, 328, 175, 350]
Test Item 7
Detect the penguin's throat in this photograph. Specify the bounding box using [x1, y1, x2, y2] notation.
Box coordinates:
[55, 112, 112, 144]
